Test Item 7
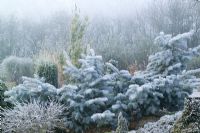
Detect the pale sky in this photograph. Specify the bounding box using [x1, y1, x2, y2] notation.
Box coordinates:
[0, 0, 148, 19]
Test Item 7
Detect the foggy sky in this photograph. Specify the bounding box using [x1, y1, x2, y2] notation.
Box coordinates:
[0, 0, 148, 19]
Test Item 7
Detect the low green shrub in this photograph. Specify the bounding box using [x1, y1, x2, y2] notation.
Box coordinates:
[36, 61, 58, 87]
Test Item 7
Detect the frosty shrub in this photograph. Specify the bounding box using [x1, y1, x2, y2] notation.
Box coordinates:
[115, 112, 128, 133]
[136, 112, 182, 133]
[1, 100, 65, 133]
[4, 76, 57, 104]
[61, 49, 140, 132]
[60, 31, 200, 132]
[60, 49, 117, 132]
[36, 61, 58, 87]
[4, 31, 200, 132]
[1, 56, 34, 83]
[133, 30, 200, 112]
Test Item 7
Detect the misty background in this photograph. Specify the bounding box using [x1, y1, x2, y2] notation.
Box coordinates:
[0, 0, 200, 70]
[0, 0, 148, 19]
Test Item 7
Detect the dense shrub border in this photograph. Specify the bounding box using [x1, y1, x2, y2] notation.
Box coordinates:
[4, 31, 200, 132]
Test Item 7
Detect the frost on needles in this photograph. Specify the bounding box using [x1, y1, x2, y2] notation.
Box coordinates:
[4, 76, 57, 103]
[60, 30, 200, 132]
[4, 30, 200, 132]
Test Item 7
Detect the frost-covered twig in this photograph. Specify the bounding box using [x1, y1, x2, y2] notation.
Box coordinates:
[1, 100, 66, 133]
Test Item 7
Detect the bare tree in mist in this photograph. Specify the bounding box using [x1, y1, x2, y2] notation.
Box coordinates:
[0, 0, 200, 69]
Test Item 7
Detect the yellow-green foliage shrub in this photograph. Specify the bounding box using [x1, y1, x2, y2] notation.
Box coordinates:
[68, 10, 88, 66]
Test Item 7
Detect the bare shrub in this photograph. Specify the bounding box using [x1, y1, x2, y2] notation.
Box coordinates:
[1, 100, 66, 133]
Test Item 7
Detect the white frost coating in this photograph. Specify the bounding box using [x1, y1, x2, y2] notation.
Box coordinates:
[184, 68, 200, 75]
[136, 112, 182, 133]
[57, 85, 78, 101]
[168, 30, 194, 49]
[1, 100, 65, 132]
[60, 31, 200, 131]
[4, 76, 57, 103]
[168, 63, 182, 71]
[91, 110, 115, 121]
[112, 104, 121, 111]
[129, 131, 136, 133]
[84, 88, 93, 94]
[85, 97, 108, 106]
[190, 90, 200, 98]
[58, 84, 78, 93]
[190, 45, 200, 56]
[106, 62, 120, 73]
[154, 32, 172, 47]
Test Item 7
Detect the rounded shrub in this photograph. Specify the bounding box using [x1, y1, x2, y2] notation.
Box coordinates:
[1, 100, 65, 133]
[36, 61, 58, 87]
[1, 56, 34, 84]
[4, 76, 58, 104]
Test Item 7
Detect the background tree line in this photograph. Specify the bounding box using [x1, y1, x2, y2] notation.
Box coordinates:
[0, 0, 200, 70]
